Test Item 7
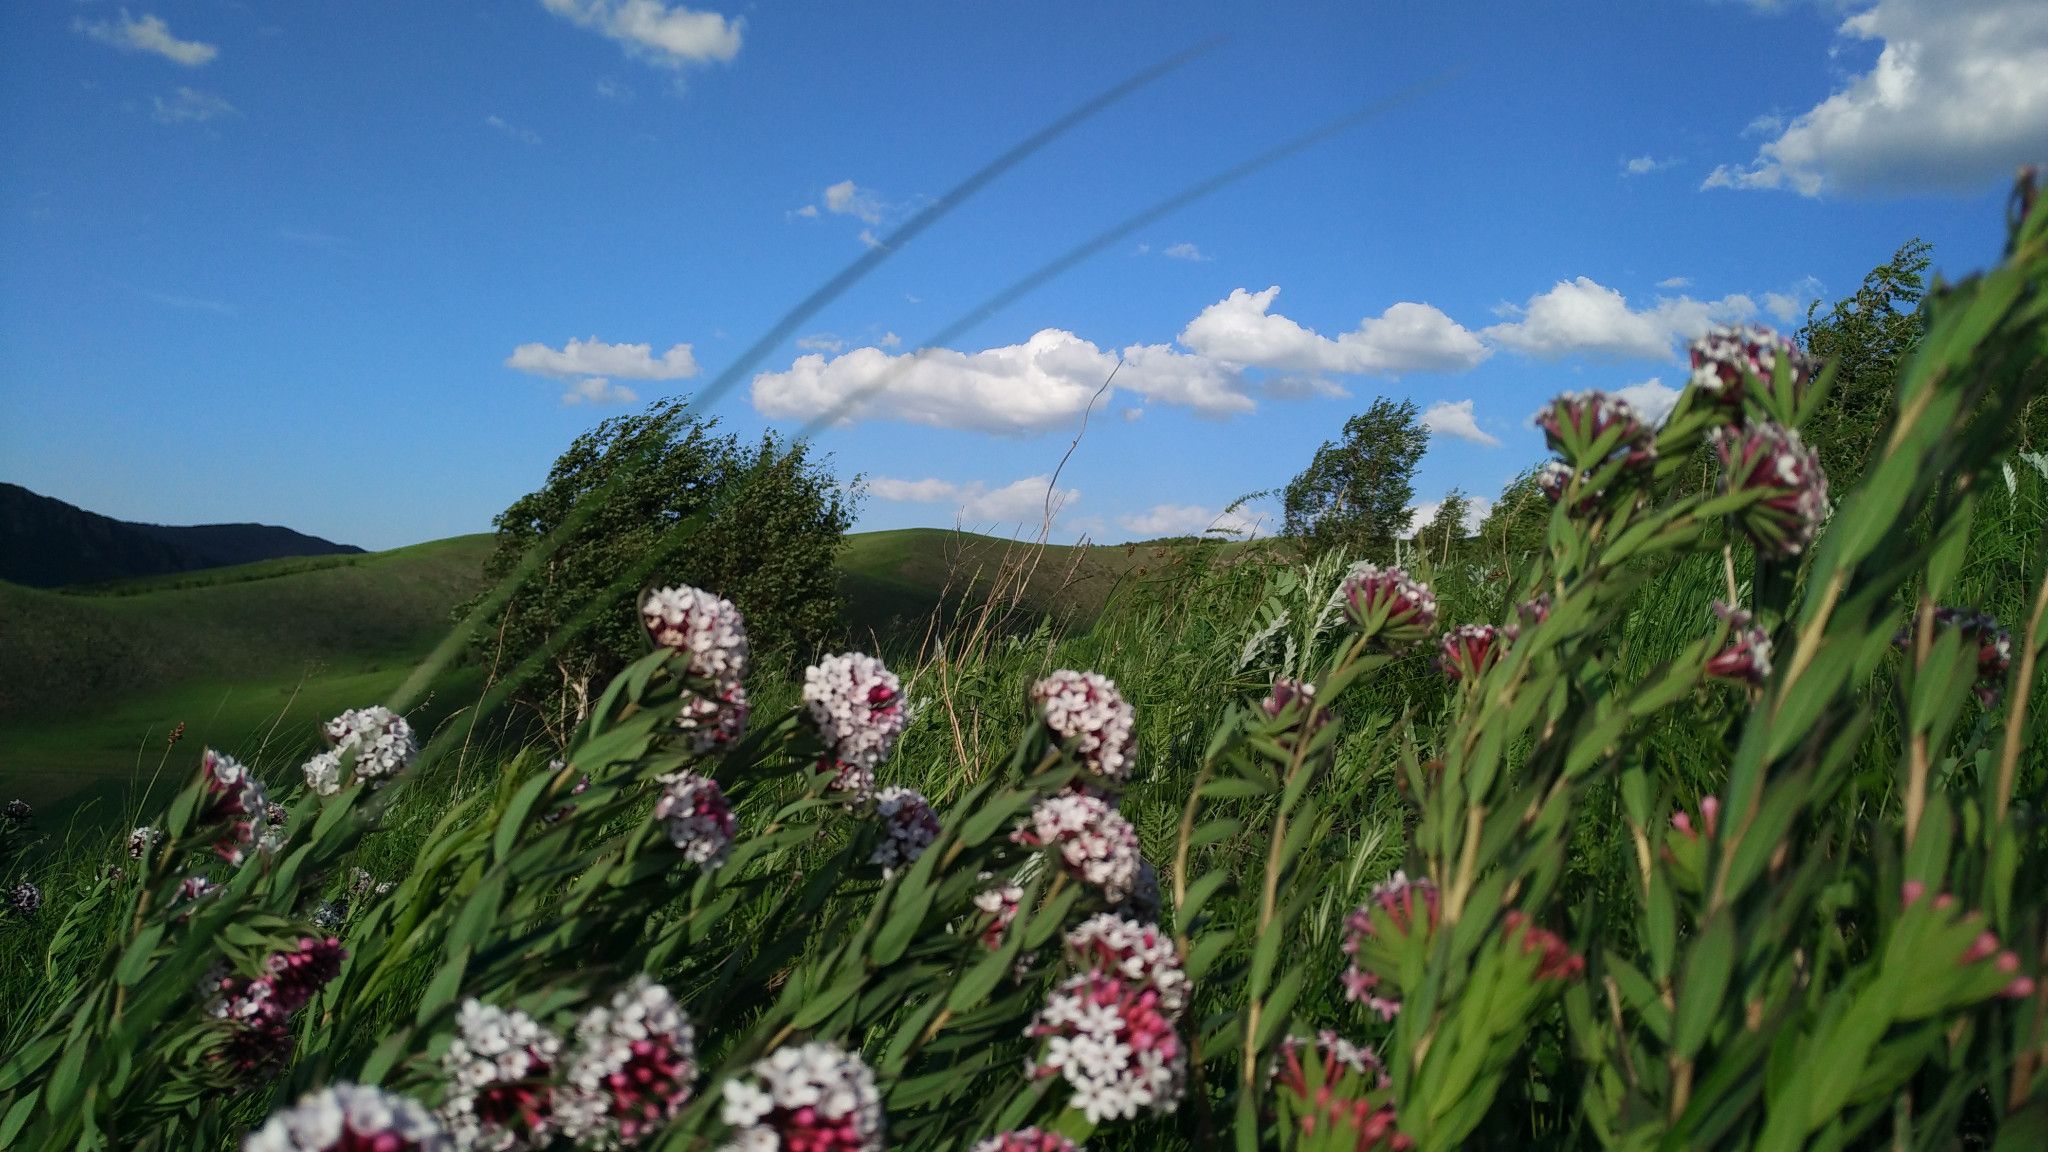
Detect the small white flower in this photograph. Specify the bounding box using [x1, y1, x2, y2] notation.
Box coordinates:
[641, 585, 750, 684]
[802, 654, 905, 782]
[868, 787, 940, 874]
[244, 1083, 447, 1152]
[1031, 671, 1137, 782]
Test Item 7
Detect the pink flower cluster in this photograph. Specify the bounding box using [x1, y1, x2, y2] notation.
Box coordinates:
[1503, 911, 1585, 983]
[202, 749, 270, 865]
[304, 706, 418, 797]
[1690, 324, 1814, 409]
[1712, 421, 1828, 558]
[802, 653, 906, 798]
[244, 1083, 447, 1152]
[642, 584, 751, 684]
[559, 977, 698, 1148]
[717, 1040, 884, 1152]
[1025, 969, 1186, 1124]
[1897, 607, 2013, 705]
[439, 1000, 562, 1152]
[1504, 594, 1551, 642]
[1535, 390, 1655, 473]
[1031, 670, 1137, 783]
[1706, 602, 1774, 685]
[1341, 871, 1439, 1020]
[654, 770, 737, 871]
[677, 681, 751, 756]
[1901, 882, 2037, 1000]
[1261, 678, 1332, 756]
[1270, 1031, 1405, 1150]
[969, 1129, 1081, 1152]
[1063, 914, 1189, 1017]
[972, 873, 1027, 952]
[1338, 564, 1438, 646]
[1669, 796, 1721, 841]
[1438, 624, 1502, 683]
[1011, 794, 1142, 904]
[207, 937, 346, 1074]
[869, 786, 940, 874]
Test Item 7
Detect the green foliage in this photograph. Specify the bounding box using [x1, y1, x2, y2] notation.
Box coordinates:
[1798, 237, 1933, 487]
[467, 400, 856, 737]
[1413, 489, 1471, 566]
[1282, 398, 1430, 559]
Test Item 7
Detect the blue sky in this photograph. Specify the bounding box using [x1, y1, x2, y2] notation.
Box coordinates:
[3, 1, 2044, 550]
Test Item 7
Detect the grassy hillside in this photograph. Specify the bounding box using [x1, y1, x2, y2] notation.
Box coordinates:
[0, 526, 1233, 823]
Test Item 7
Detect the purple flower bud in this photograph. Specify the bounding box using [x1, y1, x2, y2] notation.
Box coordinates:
[1438, 624, 1502, 682]
[1690, 324, 1814, 409]
[1706, 601, 1774, 685]
[1712, 421, 1828, 557]
[1337, 564, 1438, 646]
[1535, 390, 1655, 472]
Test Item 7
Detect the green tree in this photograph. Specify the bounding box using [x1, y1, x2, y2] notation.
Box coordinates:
[1415, 488, 1472, 565]
[1798, 238, 1932, 486]
[1475, 466, 1551, 565]
[1282, 397, 1430, 557]
[467, 399, 856, 740]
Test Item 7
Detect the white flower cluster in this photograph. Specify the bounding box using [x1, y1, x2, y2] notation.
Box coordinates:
[802, 653, 905, 795]
[969, 1130, 1082, 1152]
[244, 1083, 448, 1152]
[1062, 914, 1189, 1017]
[869, 786, 940, 874]
[1030, 670, 1136, 782]
[129, 825, 162, 859]
[304, 706, 418, 796]
[1026, 971, 1186, 1125]
[558, 977, 697, 1148]
[641, 585, 751, 684]
[1010, 794, 1141, 903]
[677, 682, 750, 755]
[439, 1000, 563, 1152]
[1268, 1029, 1387, 1090]
[718, 1040, 884, 1152]
[653, 770, 737, 871]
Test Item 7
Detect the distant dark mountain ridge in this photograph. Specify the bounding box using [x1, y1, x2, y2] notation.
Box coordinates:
[0, 482, 363, 588]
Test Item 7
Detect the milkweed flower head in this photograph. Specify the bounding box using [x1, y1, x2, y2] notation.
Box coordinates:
[677, 681, 750, 755]
[1690, 324, 1814, 410]
[1713, 421, 1828, 558]
[1031, 670, 1137, 783]
[803, 653, 905, 798]
[1503, 911, 1586, 983]
[1261, 678, 1332, 756]
[129, 825, 163, 860]
[1535, 459, 1576, 506]
[2, 799, 30, 824]
[653, 770, 736, 871]
[1706, 602, 1774, 685]
[1535, 390, 1656, 473]
[1342, 871, 1440, 1020]
[970, 1130, 1083, 1152]
[1898, 884, 2037, 1000]
[1062, 914, 1189, 1017]
[1025, 970, 1186, 1125]
[202, 749, 269, 864]
[6, 881, 40, 917]
[1897, 607, 2013, 705]
[1438, 624, 1503, 682]
[1337, 564, 1437, 646]
[439, 1000, 563, 1152]
[973, 874, 1025, 950]
[207, 938, 345, 1075]
[717, 1040, 884, 1152]
[641, 585, 750, 685]
[1504, 594, 1552, 642]
[869, 786, 940, 875]
[176, 874, 222, 905]
[1114, 857, 1163, 924]
[1269, 1030, 1408, 1152]
[559, 976, 697, 1148]
[243, 1083, 448, 1152]
[1011, 793, 1142, 904]
[305, 706, 418, 796]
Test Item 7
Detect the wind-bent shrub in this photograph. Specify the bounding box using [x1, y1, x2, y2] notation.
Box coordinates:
[3, 177, 2046, 1152]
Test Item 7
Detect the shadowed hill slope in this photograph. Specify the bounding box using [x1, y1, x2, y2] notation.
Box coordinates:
[0, 482, 363, 588]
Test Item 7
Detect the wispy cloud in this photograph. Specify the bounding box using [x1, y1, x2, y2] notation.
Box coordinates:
[1621, 154, 1677, 176]
[561, 378, 640, 405]
[142, 289, 232, 314]
[1163, 241, 1211, 261]
[75, 11, 218, 67]
[869, 473, 1080, 527]
[153, 88, 235, 124]
[822, 179, 883, 225]
[541, 0, 743, 69]
[486, 115, 542, 145]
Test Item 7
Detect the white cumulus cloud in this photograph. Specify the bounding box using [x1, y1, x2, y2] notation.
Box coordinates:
[1611, 378, 1684, 426]
[562, 378, 641, 405]
[822, 179, 883, 225]
[751, 329, 1251, 434]
[1421, 399, 1501, 446]
[1163, 242, 1210, 261]
[796, 334, 844, 354]
[1622, 155, 1676, 176]
[540, 0, 742, 68]
[152, 88, 235, 123]
[869, 474, 1079, 526]
[1179, 287, 1490, 375]
[1117, 503, 1266, 538]
[76, 12, 217, 66]
[507, 336, 700, 380]
[1705, 0, 2048, 196]
[1482, 278, 1756, 360]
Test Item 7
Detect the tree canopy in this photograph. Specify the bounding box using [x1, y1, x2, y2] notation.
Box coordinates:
[1281, 398, 1430, 558]
[466, 399, 856, 739]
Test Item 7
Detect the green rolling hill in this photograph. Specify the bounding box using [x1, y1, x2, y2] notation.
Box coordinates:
[0, 526, 1200, 824]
